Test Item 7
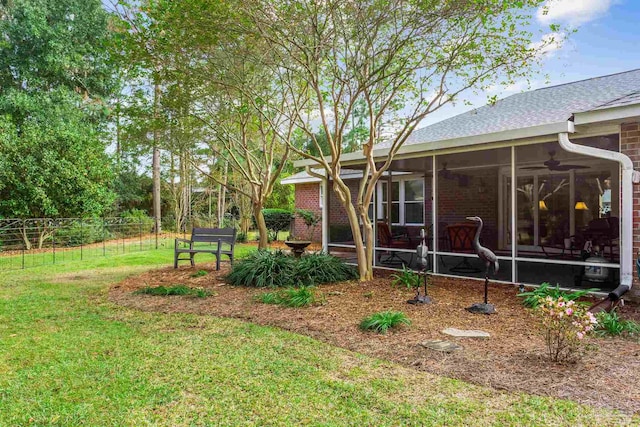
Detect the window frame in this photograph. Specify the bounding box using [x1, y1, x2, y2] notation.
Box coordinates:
[376, 176, 425, 226]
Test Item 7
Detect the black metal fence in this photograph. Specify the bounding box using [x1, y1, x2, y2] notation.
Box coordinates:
[0, 217, 196, 272]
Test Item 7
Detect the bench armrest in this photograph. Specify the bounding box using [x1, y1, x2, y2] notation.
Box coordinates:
[175, 238, 192, 248]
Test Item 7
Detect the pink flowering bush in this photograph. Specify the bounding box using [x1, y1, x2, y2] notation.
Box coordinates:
[536, 296, 598, 363]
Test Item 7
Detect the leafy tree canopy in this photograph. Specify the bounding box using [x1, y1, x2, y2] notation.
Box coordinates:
[0, 0, 117, 219]
[0, 89, 115, 218]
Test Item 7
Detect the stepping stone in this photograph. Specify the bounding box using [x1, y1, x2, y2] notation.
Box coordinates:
[441, 328, 490, 338]
[419, 340, 463, 353]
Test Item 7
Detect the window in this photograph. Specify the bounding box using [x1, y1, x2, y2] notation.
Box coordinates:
[404, 179, 424, 224]
[377, 178, 424, 225]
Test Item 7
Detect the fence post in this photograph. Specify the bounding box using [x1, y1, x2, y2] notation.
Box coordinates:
[80, 219, 84, 260]
[155, 218, 159, 250]
[21, 219, 25, 269]
[52, 227, 56, 264]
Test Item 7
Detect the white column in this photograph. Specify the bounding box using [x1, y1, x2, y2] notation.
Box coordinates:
[432, 155, 438, 273]
[321, 178, 329, 252]
[511, 146, 517, 283]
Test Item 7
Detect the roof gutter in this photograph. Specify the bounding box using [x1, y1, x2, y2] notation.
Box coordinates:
[558, 132, 639, 298]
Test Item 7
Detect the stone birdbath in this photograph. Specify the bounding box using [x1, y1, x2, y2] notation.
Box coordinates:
[285, 209, 320, 258]
[284, 240, 312, 258]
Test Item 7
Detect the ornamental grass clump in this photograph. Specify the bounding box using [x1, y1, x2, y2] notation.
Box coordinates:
[359, 311, 411, 334]
[255, 286, 320, 308]
[536, 296, 598, 363]
[595, 310, 640, 337]
[226, 250, 356, 287]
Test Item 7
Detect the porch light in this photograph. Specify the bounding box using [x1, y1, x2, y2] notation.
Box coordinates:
[575, 201, 589, 210]
[538, 200, 548, 211]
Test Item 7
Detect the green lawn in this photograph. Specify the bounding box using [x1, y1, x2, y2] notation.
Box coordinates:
[0, 249, 636, 426]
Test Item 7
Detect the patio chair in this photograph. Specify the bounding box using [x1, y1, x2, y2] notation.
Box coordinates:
[582, 217, 619, 261]
[445, 223, 481, 273]
[376, 221, 414, 266]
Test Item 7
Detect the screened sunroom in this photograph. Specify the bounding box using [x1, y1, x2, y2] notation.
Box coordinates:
[322, 134, 623, 291]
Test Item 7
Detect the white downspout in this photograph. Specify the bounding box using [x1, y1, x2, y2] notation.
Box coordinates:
[558, 132, 639, 294]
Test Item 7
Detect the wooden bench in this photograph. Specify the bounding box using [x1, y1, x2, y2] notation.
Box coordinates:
[174, 227, 236, 270]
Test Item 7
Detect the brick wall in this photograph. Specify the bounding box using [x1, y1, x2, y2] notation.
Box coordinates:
[621, 122, 640, 299]
[437, 168, 500, 249]
[293, 183, 323, 242]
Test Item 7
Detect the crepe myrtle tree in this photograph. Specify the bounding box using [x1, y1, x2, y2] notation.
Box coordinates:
[246, 0, 563, 280]
[190, 54, 301, 249]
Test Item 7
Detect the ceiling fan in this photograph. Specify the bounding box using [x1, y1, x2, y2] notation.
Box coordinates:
[520, 150, 590, 172]
[439, 163, 470, 186]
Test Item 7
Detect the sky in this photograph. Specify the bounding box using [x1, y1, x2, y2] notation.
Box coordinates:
[420, 0, 640, 127]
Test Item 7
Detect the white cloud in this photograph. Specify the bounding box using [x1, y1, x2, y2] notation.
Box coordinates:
[537, 0, 614, 27]
[529, 31, 565, 59]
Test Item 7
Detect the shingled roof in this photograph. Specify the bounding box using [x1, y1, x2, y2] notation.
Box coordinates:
[376, 68, 640, 149]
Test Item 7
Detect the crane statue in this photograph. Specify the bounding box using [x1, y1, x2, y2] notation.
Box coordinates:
[465, 216, 498, 314]
[407, 228, 432, 304]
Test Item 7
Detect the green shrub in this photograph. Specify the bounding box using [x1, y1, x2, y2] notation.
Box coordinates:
[134, 285, 212, 298]
[294, 208, 320, 240]
[359, 311, 411, 334]
[255, 286, 319, 308]
[236, 232, 248, 243]
[55, 220, 111, 246]
[518, 282, 595, 308]
[190, 270, 208, 278]
[595, 311, 640, 337]
[120, 209, 155, 237]
[294, 252, 358, 285]
[391, 266, 422, 290]
[261, 209, 293, 241]
[227, 250, 297, 288]
[226, 250, 356, 288]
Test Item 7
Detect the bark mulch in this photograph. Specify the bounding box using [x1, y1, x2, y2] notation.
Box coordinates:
[109, 262, 640, 415]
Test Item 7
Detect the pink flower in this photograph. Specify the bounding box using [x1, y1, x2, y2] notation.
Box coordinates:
[577, 332, 584, 340]
[566, 308, 573, 316]
[558, 301, 565, 307]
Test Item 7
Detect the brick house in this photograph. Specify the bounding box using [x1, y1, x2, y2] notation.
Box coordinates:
[282, 69, 640, 299]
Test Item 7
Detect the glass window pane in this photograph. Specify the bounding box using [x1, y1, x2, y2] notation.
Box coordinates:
[392, 182, 400, 201]
[539, 174, 570, 247]
[405, 179, 424, 202]
[405, 203, 423, 224]
[516, 177, 534, 246]
[391, 203, 400, 223]
[379, 202, 400, 223]
[381, 181, 400, 202]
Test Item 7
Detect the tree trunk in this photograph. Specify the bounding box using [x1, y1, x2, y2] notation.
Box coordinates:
[152, 83, 162, 234]
[20, 224, 31, 251]
[217, 161, 228, 227]
[343, 201, 372, 281]
[253, 204, 268, 249]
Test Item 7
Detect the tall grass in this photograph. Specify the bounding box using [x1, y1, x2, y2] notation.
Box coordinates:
[226, 250, 296, 287]
[227, 250, 357, 287]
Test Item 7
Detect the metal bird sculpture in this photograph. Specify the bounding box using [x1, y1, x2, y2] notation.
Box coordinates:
[466, 216, 499, 276]
[465, 216, 497, 314]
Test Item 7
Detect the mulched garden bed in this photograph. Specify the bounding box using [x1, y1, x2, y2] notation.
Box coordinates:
[109, 262, 640, 415]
